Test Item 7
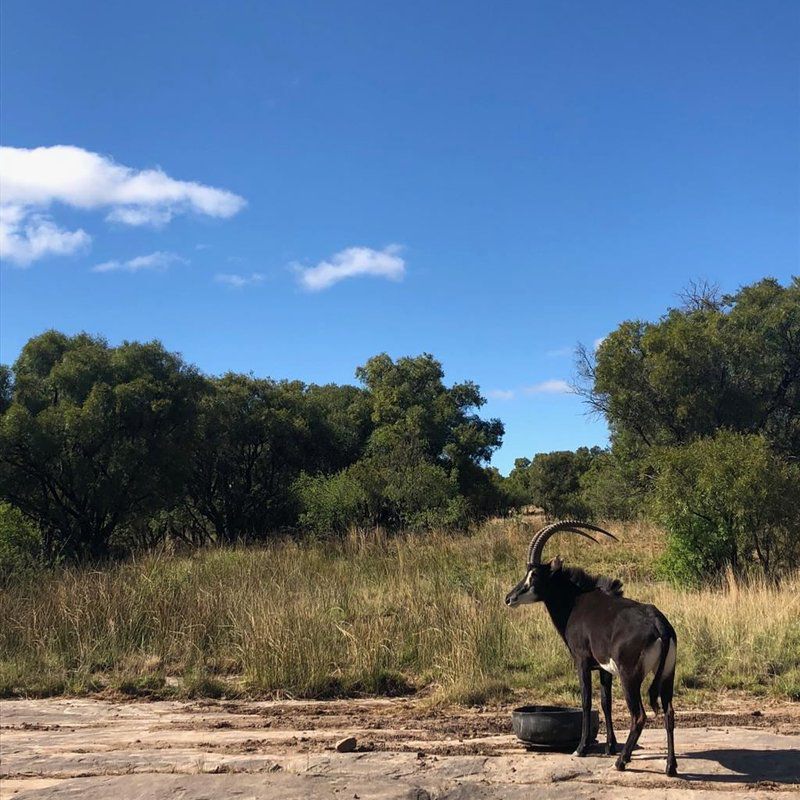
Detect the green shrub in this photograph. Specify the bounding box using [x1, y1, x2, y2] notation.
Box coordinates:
[0, 503, 43, 579]
[297, 458, 471, 533]
[296, 464, 375, 533]
[650, 431, 800, 583]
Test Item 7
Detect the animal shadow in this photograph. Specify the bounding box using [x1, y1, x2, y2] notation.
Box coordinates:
[679, 748, 800, 785]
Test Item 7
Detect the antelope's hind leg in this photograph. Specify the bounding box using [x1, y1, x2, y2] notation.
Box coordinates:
[661, 670, 678, 776]
[599, 669, 617, 755]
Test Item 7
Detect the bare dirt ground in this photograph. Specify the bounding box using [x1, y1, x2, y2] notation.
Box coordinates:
[1, 697, 799, 799]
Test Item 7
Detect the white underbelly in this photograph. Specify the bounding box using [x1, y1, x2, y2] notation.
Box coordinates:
[599, 658, 619, 676]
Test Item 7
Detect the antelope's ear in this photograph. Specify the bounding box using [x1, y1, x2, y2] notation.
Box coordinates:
[550, 555, 563, 572]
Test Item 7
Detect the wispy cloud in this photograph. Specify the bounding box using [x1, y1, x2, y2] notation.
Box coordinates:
[523, 379, 571, 395]
[0, 145, 246, 266]
[546, 346, 573, 358]
[215, 272, 265, 288]
[92, 251, 186, 273]
[594, 336, 607, 351]
[486, 389, 515, 401]
[294, 244, 405, 291]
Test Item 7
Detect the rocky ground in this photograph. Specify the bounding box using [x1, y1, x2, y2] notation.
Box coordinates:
[1, 697, 798, 799]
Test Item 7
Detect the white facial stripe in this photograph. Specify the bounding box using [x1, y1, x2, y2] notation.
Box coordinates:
[523, 569, 534, 590]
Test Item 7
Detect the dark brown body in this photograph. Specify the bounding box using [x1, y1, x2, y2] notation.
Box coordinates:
[507, 562, 678, 775]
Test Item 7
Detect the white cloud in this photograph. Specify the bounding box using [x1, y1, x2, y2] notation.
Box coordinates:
[486, 389, 515, 400]
[92, 251, 186, 274]
[546, 346, 573, 358]
[215, 272, 265, 288]
[0, 206, 90, 265]
[523, 379, 571, 395]
[0, 145, 246, 266]
[594, 336, 607, 351]
[295, 244, 405, 291]
[106, 206, 174, 227]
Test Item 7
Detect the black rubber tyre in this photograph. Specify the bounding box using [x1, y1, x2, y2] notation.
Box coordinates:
[511, 705, 599, 748]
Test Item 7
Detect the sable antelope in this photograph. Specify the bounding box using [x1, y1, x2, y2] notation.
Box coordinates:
[505, 520, 678, 776]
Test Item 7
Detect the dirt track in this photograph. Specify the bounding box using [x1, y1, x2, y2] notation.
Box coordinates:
[1, 697, 799, 799]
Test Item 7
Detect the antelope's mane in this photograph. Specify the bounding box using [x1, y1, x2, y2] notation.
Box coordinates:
[559, 565, 624, 597]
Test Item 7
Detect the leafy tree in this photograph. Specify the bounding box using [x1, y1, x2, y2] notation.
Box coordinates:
[507, 447, 601, 518]
[466, 465, 515, 520]
[578, 448, 647, 521]
[173, 376, 372, 543]
[299, 354, 504, 532]
[650, 431, 800, 582]
[179, 375, 314, 543]
[296, 462, 376, 535]
[0, 331, 205, 560]
[301, 383, 373, 473]
[356, 353, 503, 465]
[574, 277, 800, 576]
[359, 353, 503, 519]
[0, 365, 12, 414]
[503, 457, 535, 510]
[579, 277, 800, 456]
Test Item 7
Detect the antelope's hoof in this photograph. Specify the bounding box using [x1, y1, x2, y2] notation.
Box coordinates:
[666, 762, 678, 777]
[614, 757, 626, 771]
[572, 747, 589, 757]
[605, 742, 618, 756]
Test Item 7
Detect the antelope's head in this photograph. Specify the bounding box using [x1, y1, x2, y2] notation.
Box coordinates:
[505, 520, 618, 607]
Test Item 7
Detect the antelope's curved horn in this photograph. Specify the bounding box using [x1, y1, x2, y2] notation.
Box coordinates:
[526, 520, 618, 566]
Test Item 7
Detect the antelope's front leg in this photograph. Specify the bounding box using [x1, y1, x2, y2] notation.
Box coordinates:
[573, 661, 593, 756]
[599, 669, 618, 755]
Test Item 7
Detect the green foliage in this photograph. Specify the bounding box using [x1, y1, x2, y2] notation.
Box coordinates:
[0, 502, 42, 579]
[0, 331, 206, 561]
[578, 449, 645, 520]
[578, 277, 800, 577]
[0, 337, 505, 560]
[507, 447, 601, 518]
[650, 431, 800, 582]
[182, 375, 322, 542]
[356, 353, 503, 469]
[0, 365, 11, 414]
[298, 450, 472, 534]
[298, 354, 504, 534]
[296, 463, 375, 534]
[584, 277, 800, 456]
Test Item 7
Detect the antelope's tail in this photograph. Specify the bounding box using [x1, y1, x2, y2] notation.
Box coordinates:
[648, 623, 676, 715]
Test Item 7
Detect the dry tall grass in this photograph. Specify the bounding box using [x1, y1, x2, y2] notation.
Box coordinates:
[1, 518, 798, 704]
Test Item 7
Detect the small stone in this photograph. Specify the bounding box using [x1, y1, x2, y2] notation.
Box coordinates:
[336, 736, 357, 753]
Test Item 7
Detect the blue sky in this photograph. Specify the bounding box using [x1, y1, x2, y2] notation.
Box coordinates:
[1, 1, 798, 473]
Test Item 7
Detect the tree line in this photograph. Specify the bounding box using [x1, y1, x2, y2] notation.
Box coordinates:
[0, 337, 507, 564]
[1, 276, 798, 581]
